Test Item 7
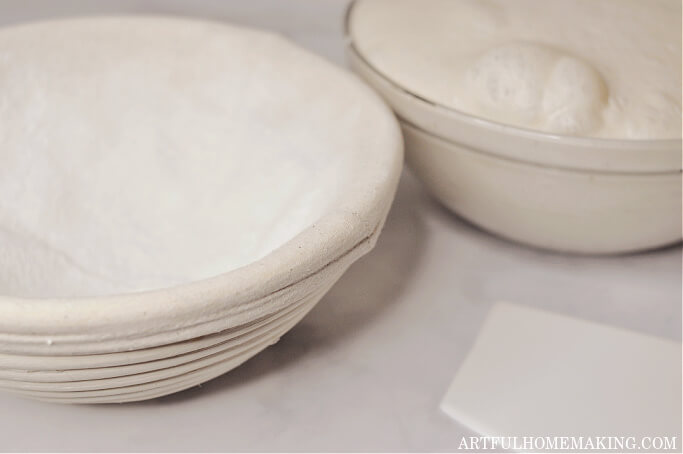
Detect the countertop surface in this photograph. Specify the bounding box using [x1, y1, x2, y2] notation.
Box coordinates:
[0, 1, 680, 452]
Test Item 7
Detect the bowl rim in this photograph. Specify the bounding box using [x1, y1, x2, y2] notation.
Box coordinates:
[0, 16, 404, 343]
[344, 0, 682, 151]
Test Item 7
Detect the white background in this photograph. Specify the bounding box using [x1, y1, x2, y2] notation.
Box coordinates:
[0, 1, 680, 451]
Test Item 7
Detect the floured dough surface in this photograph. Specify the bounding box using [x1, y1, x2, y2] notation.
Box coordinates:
[350, 0, 682, 139]
[0, 17, 369, 298]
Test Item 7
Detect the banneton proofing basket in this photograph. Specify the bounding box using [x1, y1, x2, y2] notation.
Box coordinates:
[0, 16, 403, 403]
[345, 1, 682, 254]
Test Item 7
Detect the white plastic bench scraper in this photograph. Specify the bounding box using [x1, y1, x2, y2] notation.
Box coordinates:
[441, 302, 681, 440]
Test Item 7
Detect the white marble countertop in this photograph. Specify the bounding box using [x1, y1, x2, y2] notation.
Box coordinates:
[0, 1, 680, 451]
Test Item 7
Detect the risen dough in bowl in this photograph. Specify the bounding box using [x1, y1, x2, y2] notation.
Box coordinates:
[346, 0, 681, 254]
[350, 0, 682, 139]
[0, 17, 402, 353]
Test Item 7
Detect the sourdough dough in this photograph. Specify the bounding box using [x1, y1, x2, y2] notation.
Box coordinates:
[350, 0, 682, 139]
[0, 17, 371, 298]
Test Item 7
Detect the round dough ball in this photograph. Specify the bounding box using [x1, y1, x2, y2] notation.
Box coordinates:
[466, 42, 557, 123]
[542, 56, 607, 135]
[466, 41, 606, 134]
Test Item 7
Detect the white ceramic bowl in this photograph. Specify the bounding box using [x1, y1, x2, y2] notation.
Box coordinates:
[0, 16, 403, 403]
[345, 2, 682, 254]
